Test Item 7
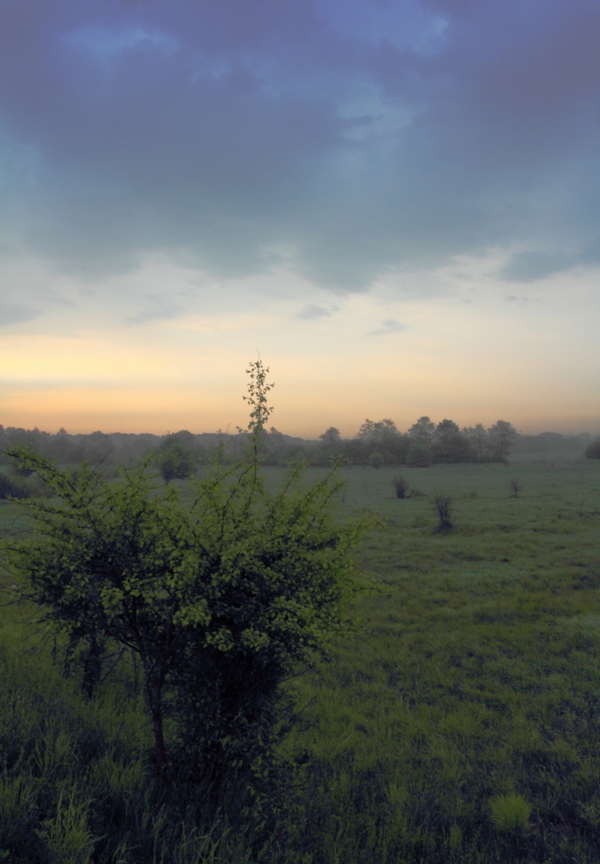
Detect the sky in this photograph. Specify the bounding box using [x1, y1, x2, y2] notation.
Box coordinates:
[1, 0, 599, 437]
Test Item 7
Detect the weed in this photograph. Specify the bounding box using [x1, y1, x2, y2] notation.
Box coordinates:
[489, 794, 532, 833]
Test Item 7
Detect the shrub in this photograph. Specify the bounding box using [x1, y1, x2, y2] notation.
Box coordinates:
[432, 491, 453, 531]
[3, 360, 364, 796]
[391, 475, 410, 499]
[509, 478, 522, 497]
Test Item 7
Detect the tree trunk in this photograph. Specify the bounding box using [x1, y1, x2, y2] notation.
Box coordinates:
[146, 678, 168, 779]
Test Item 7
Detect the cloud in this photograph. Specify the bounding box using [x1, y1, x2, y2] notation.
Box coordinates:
[124, 297, 184, 326]
[1, 0, 600, 298]
[370, 318, 407, 336]
[0, 303, 40, 326]
[498, 250, 576, 282]
[64, 25, 179, 57]
[296, 303, 340, 319]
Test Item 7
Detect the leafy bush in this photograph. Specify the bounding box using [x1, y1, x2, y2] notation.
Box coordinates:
[4, 361, 364, 797]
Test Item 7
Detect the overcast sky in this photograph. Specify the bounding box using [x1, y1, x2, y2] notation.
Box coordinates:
[1, 0, 599, 435]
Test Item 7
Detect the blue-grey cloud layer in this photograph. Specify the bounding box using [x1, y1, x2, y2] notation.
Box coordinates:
[1, 0, 600, 297]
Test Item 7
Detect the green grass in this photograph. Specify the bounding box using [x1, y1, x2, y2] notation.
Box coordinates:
[1, 459, 600, 862]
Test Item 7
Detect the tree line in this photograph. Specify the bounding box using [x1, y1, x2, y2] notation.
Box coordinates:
[0, 418, 595, 490]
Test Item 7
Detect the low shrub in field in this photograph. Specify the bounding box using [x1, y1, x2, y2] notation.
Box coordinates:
[509, 478, 522, 497]
[432, 491, 453, 530]
[391, 474, 410, 499]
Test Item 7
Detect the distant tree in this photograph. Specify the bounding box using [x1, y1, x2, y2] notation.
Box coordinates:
[407, 440, 432, 467]
[408, 416, 436, 444]
[314, 427, 344, 465]
[369, 452, 385, 469]
[262, 427, 287, 465]
[320, 427, 342, 448]
[431, 419, 473, 463]
[462, 424, 489, 462]
[357, 418, 399, 447]
[357, 419, 408, 465]
[584, 437, 600, 459]
[81, 431, 113, 466]
[155, 434, 197, 482]
[488, 420, 517, 463]
[47, 428, 77, 464]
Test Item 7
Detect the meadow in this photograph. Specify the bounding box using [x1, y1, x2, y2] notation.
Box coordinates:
[1, 458, 600, 862]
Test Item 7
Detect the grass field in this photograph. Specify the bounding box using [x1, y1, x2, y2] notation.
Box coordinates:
[1, 459, 600, 862]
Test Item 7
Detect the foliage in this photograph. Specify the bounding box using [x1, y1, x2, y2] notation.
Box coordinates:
[3, 362, 363, 796]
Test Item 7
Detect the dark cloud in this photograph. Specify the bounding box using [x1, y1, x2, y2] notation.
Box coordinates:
[0, 0, 599, 295]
